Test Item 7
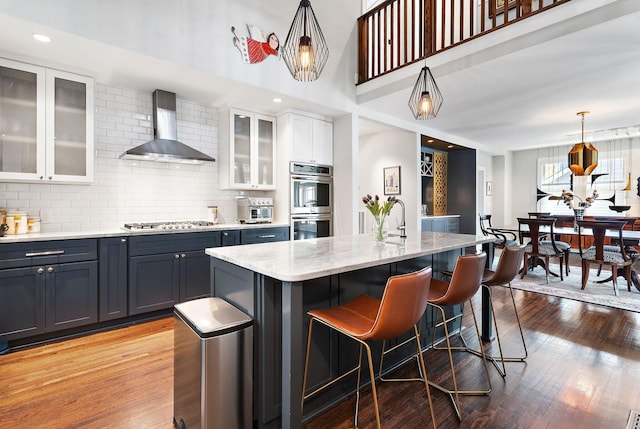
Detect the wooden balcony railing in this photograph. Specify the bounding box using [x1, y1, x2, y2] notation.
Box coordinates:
[357, 0, 570, 84]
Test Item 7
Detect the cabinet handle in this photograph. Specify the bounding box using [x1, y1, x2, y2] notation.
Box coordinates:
[258, 234, 276, 239]
[181, 254, 186, 258]
[121, 238, 127, 244]
[47, 266, 54, 273]
[37, 267, 44, 274]
[25, 250, 65, 257]
[223, 232, 228, 236]
[174, 254, 180, 259]
[48, 176, 52, 180]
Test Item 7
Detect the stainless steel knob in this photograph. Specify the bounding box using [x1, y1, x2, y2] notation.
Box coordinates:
[47, 266, 54, 273]
[175, 254, 180, 259]
[37, 267, 44, 274]
[181, 254, 186, 258]
[121, 238, 127, 243]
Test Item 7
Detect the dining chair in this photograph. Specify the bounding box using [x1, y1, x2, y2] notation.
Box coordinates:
[592, 217, 639, 274]
[425, 252, 492, 421]
[577, 220, 632, 296]
[526, 212, 571, 274]
[517, 217, 565, 283]
[479, 214, 517, 266]
[302, 266, 437, 429]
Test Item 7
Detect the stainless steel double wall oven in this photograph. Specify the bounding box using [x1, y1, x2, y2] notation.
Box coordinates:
[289, 162, 333, 240]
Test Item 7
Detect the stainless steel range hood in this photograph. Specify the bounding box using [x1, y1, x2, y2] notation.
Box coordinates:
[119, 90, 215, 164]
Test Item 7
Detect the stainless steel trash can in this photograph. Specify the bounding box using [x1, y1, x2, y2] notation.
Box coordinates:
[173, 297, 253, 429]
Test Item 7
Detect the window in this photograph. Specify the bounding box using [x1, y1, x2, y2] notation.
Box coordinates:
[537, 141, 632, 216]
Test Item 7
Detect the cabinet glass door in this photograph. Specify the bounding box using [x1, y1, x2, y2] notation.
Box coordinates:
[52, 77, 87, 176]
[0, 63, 44, 178]
[257, 117, 274, 186]
[233, 113, 252, 185]
[46, 70, 93, 182]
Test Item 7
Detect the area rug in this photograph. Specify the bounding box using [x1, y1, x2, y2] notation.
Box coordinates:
[509, 264, 640, 313]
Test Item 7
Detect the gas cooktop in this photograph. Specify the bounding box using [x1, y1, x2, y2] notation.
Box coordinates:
[123, 220, 216, 231]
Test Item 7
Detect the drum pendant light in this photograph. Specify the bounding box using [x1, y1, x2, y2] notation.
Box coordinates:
[568, 111, 598, 176]
[408, 64, 443, 120]
[282, 0, 329, 82]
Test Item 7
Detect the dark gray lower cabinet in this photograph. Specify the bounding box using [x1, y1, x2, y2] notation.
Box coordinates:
[46, 261, 98, 331]
[98, 237, 128, 321]
[0, 239, 98, 342]
[421, 216, 459, 232]
[241, 227, 289, 244]
[0, 266, 45, 340]
[221, 230, 241, 246]
[128, 232, 221, 315]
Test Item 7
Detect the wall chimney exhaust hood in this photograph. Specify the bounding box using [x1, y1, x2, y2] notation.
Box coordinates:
[119, 90, 215, 164]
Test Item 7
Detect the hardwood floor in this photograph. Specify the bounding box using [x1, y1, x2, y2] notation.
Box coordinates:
[1, 287, 640, 428]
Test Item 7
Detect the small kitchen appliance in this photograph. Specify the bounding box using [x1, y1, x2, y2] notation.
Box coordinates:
[237, 197, 273, 224]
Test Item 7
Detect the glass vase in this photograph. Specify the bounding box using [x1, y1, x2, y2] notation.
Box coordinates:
[573, 208, 585, 231]
[373, 215, 388, 243]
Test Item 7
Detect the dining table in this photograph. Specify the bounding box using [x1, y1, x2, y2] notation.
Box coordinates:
[493, 223, 640, 291]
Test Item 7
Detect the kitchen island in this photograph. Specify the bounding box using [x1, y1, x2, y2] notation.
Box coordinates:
[206, 231, 493, 429]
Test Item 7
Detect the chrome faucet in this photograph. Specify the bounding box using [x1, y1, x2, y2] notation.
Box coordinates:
[397, 199, 407, 238]
[388, 199, 407, 239]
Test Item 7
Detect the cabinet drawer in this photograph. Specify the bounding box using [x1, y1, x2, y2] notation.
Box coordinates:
[128, 232, 221, 256]
[0, 239, 98, 270]
[241, 227, 289, 244]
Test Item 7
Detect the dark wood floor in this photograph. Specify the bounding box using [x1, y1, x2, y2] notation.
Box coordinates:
[1, 286, 640, 428]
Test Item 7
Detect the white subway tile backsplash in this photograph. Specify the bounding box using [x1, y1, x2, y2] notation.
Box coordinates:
[0, 84, 260, 232]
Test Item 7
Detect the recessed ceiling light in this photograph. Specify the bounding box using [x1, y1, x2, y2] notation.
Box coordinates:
[32, 33, 51, 43]
[447, 144, 454, 149]
[273, 98, 282, 103]
[427, 139, 434, 143]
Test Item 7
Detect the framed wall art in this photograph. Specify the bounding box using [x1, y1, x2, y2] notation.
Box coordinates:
[384, 166, 401, 195]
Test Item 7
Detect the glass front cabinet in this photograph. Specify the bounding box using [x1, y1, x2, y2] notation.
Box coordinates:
[218, 106, 276, 190]
[0, 58, 94, 183]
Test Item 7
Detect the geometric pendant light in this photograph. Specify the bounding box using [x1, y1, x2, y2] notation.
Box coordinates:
[568, 111, 598, 176]
[408, 65, 443, 120]
[282, 0, 329, 82]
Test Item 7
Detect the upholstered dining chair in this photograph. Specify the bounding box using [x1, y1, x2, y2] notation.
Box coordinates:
[425, 252, 492, 421]
[526, 212, 571, 275]
[301, 267, 437, 429]
[577, 220, 632, 296]
[517, 217, 566, 283]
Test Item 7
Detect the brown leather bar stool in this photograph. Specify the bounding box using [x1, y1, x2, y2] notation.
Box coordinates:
[426, 252, 492, 421]
[301, 267, 437, 429]
[470, 244, 528, 377]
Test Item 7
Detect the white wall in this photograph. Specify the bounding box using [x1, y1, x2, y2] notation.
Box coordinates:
[0, 0, 361, 115]
[358, 128, 419, 236]
[0, 84, 256, 232]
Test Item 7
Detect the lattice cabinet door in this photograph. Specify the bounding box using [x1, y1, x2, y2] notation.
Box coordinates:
[433, 152, 447, 216]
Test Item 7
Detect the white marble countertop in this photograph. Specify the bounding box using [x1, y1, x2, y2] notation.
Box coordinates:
[0, 222, 289, 243]
[206, 232, 492, 282]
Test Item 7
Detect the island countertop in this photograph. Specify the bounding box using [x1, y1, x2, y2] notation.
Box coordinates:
[205, 231, 493, 282]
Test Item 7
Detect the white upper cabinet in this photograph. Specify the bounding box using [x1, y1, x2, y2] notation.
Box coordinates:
[281, 113, 333, 166]
[218, 106, 276, 190]
[0, 58, 94, 183]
